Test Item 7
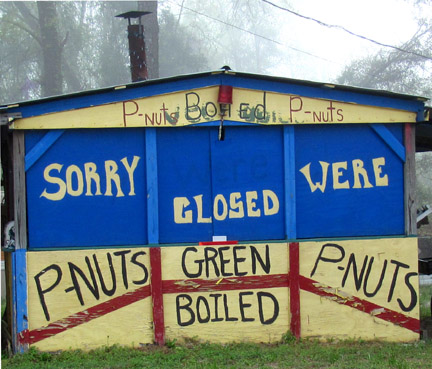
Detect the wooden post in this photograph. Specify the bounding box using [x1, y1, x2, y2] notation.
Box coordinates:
[404, 124, 416, 235]
[13, 131, 27, 251]
[12, 131, 28, 353]
[289, 242, 301, 339]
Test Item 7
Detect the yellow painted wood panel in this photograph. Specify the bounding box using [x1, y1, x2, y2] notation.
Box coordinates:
[300, 290, 418, 342]
[161, 243, 290, 343]
[12, 87, 417, 130]
[299, 238, 419, 318]
[33, 299, 153, 351]
[24, 238, 420, 350]
[27, 248, 152, 349]
[163, 288, 289, 344]
[298, 238, 419, 341]
[161, 242, 289, 280]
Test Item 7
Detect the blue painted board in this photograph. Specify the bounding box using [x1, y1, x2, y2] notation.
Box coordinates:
[12, 249, 27, 352]
[157, 126, 285, 243]
[26, 129, 147, 248]
[210, 126, 285, 241]
[295, 124, 404, 238]
[157, 128, 213, 243]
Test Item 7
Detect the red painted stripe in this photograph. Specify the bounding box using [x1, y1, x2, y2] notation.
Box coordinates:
[289, 242, 301, 339]
[150, 247, 165, 346]
[199, 241, 239, 246]
[299, 275, 420, 333]
[162, 273, 290, 294]
[19, 285, 151, 345]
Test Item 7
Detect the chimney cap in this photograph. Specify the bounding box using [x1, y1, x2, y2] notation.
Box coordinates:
[116, 11, 151, 20]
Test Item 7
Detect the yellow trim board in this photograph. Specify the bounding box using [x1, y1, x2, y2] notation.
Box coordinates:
[12, 87, 417, 130]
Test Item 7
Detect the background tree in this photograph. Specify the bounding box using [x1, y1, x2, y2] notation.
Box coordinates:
[336, 1, 432, 101]
[0, 0, 290, 103]
[165, 0, 283, 74]
[336, 0, 432, 209]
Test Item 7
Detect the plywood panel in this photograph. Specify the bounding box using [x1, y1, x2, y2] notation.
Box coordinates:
[12, 87, 417, 130]
[298, 238, 419, 340]
[161, 243, 289, 343]
[300, 290, 418, 342]
[26, 248, 152, 350]
[295, 124, 404, 238]
[210, 126, 285, 241]
[23, 238, 420, 350]
[164, 288, 289, 343]
[32, 299, 153, 351]
[161, 243, 289, 280]
[25, 129, 147, 248]
[157, 128, 213, 243]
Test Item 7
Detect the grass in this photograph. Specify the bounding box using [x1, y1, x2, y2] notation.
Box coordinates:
[2, 285, 431, 368]
[420, 284, 432, 319]
[2, 339, 432, 369]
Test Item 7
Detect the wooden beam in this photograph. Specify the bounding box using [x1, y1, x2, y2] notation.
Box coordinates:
[13, 131, 27, 250]
[404, 124, 416, 235]
[12, 131, 28, 353]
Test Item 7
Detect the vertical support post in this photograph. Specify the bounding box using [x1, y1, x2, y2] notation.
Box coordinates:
[12, 249, 28, 352]
[12, 131, 28, 352]
[289, 242, 300, 339]
[146, 128, 159, 244]
[284, 126, 296, 239]
[404, 123, 416, 235]
[150, 248, 164, 346]
[145, 128, 164, 345]
[13, 131, 27, 251]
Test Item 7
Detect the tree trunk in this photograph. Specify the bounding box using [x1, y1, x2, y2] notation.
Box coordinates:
[37, 1, 63, 97]
[138, 1, 159, 79]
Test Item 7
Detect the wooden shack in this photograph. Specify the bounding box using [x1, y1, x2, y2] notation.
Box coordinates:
[1, 69, 428, 352]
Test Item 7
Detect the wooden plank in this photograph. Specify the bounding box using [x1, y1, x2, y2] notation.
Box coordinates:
[150, 247, 165, 346]
[370, 124, 406, 162]
[26, 129, 148, 248]
[12, 87, 417, 130]
[300, 275, 419, 333]
[163, 288, 290, 344]
[284, 126, 296, 239]
[160, 243, 290, 344]
[289, 242, 300, 339]
[13, 131, 27, 250]
[4, 252, 14, 353]
[146, 128, 159, 244]
[404, 124, 416, 235]
[298, 237, 419, 341]
[26, 248, 153, 351]
[295, 124, 405, 238]
[12, 249, 28, 353]
[25, 130, 64, 172]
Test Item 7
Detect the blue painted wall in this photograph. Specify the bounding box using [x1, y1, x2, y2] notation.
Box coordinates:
[26, 129, 148, 248]
[25, 123, 405, 249]
[295, 124, 404, 238]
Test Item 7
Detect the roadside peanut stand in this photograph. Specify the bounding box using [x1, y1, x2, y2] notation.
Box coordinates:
[1, 69, 428, 352]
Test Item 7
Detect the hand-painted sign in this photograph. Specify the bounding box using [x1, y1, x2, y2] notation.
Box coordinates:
[26, 247, 153, 350]
[25, 129, 148, 248]
[40, 156, 141, 201]
[23, 238, 419, 351]
[12, 87, 417, 130]
[25, 123, 405, 248]
[173, 190, 280, 224]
